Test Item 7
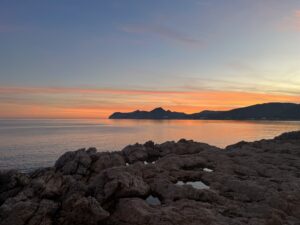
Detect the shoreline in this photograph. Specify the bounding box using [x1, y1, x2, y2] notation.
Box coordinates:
[0, 130, 300, 225]
[110, 118, 300, 122]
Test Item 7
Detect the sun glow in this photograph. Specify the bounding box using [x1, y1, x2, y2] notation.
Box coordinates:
[1, 86, 299, 119]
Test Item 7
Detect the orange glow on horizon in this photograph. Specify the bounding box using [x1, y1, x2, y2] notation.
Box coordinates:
[0, 86, 299, 119]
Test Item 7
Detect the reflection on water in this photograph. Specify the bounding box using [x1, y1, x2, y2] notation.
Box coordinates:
[0, 119, 300, 171]
[203, 168, 214, 173]
[145, 195, 161, 206]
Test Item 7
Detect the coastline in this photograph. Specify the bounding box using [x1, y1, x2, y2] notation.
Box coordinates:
[110, 118, 300, 122]
[0, 131, 300, 225]
[109, 103, 300, 121]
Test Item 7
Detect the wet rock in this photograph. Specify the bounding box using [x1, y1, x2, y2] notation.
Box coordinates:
[176, 180, 210, 190]
[203, 168, 213, 172]
[145, 195, 161, 206]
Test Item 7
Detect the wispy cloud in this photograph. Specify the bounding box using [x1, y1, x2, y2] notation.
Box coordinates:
[179, 75, 300, 96]
[290, 9, 300, 30]
[121, 24, 204, 47]
[226, 62, 256, 74]
[0, 86, 185, 95]
[295, 10, 300, 30]
[278, 9, 300, 32]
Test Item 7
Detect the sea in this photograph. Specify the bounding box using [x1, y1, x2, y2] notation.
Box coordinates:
[1, 119, 300, 172]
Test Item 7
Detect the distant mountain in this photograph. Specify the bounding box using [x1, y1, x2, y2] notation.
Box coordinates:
[109, 103, 300, 120]
[109, 107, 189, 119]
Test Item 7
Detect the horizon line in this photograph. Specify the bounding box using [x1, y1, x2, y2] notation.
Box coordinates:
[1, 101, 299, 120]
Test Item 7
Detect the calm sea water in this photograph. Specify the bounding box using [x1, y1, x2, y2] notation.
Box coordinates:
[1, 119, 300, 171]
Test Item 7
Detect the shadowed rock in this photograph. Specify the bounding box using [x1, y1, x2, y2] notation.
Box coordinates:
[1, 130, 300, 225]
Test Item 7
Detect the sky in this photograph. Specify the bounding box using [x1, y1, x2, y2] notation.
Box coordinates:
[0, 0, 300, 118]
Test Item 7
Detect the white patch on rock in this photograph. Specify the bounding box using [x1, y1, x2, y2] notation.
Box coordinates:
[176, 180, 210, 190]
[203, 168, 213, 172]
[145, 195, 161, 206]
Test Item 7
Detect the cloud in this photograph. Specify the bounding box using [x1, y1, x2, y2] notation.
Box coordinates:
[278, 10, 300, 32]
[290, 10, 300, 30]
[121, 24, 204, 47]
[226, 62, 256, 74]
[0, 85, 299, 118]
[0, 86, 185, 95]
[179, 76, 300, 96]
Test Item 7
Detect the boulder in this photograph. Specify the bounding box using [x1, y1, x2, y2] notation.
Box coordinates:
[122, 144, 148, 163]
[0, 170, 29, 204]
[1, 130, 300, 225]
[59, 196, 109, 225]
[55, 149, 92, 175]
[90, 152, 125, 173]
[90, 168, 150, 203]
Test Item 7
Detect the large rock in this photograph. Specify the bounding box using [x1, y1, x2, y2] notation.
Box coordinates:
[55, 149, 92, 175]
[1, 130, 300, 225]
[90, 152, 125, 173]
[0, 200, 38, 225]
[274, 130, 300, 141]
[26, 199, 58, 225]
[122, 144, 149, 163]
[109, 198, 220, 225]
[90, 167, 150, 203]
[0, 170, 29, 205]
[58, 196, 109, 225]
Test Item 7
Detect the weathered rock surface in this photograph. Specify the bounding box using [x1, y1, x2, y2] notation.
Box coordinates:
[0, 131, 300, 225]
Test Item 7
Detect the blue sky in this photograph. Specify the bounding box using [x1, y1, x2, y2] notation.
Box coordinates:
[0, 0, 300, 118]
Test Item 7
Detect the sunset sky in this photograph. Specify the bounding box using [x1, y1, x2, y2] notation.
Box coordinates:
[1, 0, 300, 118]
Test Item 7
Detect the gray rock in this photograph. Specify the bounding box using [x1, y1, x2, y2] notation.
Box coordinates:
[0, 200, 38, 225]
[90, 167, 150, 203]
[27, 199, 58, 225]
[55, 149, 92, 175]
[0, 170, 29, 205]
[59, 196, 109, 225]
[90, 152, 125, 173]
[122, 144, 148, 163]
[1, 130, 300, 225]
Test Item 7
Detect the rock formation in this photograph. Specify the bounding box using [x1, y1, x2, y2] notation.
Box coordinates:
[0, 131, 300, 225]
[109, 102, 300, 120]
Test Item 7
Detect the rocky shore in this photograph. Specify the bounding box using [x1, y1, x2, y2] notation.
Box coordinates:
[0, 131, 300, 225]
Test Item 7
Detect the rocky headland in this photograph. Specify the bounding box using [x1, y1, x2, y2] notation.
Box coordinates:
[109, 103, 300, 120]
[0, 131, 300, 225]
